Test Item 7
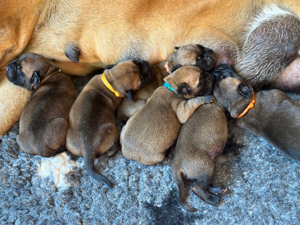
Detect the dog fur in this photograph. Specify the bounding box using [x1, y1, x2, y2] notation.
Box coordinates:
[120, 65, 215, 165]
[6, 52, 78, 157]
[213, 64, 300, 162]
[1, 0, 300, 135]
[117, 44, 217, 121]
[66, 60, 153, 187]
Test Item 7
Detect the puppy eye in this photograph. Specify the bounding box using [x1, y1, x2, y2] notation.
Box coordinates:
[17, 65, 21, 70]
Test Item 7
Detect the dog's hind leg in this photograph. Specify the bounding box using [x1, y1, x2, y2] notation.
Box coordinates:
[172, 166, 197, 212]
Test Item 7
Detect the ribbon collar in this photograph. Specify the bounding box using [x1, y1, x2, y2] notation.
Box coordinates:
[101, 73, 120, 97]
[236, 93, 256, 119]
[163, 82, 175, 93]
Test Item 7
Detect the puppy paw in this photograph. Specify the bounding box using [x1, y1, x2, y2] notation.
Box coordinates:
[206, 194, 222, 206]
[197, 95, 214, 104]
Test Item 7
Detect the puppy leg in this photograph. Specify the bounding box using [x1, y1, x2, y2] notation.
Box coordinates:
[106, 142, 120, 156]
[0, 75, 31, 136]
[172, 167, 197, 212]
[192, 182, 222, 206]
[175, 96, 213, 124]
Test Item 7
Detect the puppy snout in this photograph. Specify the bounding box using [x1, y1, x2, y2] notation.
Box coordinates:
[6, 63, 15, 81]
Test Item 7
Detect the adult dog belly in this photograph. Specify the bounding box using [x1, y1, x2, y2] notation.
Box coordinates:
[20, 0, 253, 76]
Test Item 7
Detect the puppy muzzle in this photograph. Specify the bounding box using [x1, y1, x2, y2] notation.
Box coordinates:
[137, 60, 153, 87]
[6, 62, 17, 82]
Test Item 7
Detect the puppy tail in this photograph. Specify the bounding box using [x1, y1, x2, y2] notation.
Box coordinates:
[172, 166, 197, 212]
[83, 150, 113, 188]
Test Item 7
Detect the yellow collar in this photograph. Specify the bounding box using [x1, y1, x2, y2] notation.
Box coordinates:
[101, 73, 120, 97]
[236, 93, 256, 119]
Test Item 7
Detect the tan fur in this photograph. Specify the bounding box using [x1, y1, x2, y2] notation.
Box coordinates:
[8, 53, 78, 157]
[120, 66, 215, 165]
[117, 61, 168, 122]
[66, 60, 152, 187]
[1, 0, 300, 135]
[172, 99, 228, 211]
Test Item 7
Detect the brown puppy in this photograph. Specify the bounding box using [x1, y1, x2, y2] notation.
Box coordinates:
[165, 44, 217, 73]
[116, 60, 168, 122]
[172, 101, 227, 212]
[213, 64, 300, 162]
[6, 52, 78, 157]
[117, 44, 218, 121]
[120, 65, 215, 165]
[66, 60, 153, 187]
[2, 0, 300, 136]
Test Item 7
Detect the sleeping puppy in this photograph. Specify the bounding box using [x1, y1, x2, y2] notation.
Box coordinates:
[66, 60, 153, 187]
[117, 44, 218, 122]
[172, 98, 228, 211]
[6, 52, 78, 157]
[117, 60, 168, 122]
[213, 64, 300, 162]
[165, 44, 217, 73]
[120, 65, 215, 165]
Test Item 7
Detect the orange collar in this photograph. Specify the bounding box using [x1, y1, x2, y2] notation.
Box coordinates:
[101, 73, 120, 97]
[236, 93, 256, 119]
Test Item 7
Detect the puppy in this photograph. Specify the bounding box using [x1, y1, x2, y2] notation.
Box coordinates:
[165, 44, 217, 73]
[117, 44, 218, 121]
[117, 60, 168, 122]
[213, 64, 300, 162]
[6, 52, 78, 157]
[121, 65, 215, 165]
[172, 100, 227, 211]
[66, 60, 153, 187]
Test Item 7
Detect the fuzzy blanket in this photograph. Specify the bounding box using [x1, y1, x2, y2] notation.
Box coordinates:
[1, 74, 300, 225]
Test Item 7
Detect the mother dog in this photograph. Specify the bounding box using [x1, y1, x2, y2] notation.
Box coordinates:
[1, 0, 300, 135]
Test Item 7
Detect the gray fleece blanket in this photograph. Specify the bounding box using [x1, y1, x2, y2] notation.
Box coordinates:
[1, 74, 299, 225]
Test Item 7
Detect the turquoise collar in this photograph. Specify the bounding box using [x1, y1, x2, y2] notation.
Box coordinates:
[163, 82, 175, 93]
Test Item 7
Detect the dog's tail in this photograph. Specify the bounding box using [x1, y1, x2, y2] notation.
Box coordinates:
[83, 150, 113, 188]
[172, 166, 197, 212]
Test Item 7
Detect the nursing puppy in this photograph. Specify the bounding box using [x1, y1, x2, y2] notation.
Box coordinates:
[213, 64, 300, 162]
[117, 60, 168, 122]
[6, 52, 78, 157]
[117, 44, 217, 121]
[3, 1, 300, 136]
[66, 60, 153, 187]
[121, 65, 215, 165]
[172, 100, 228, 212]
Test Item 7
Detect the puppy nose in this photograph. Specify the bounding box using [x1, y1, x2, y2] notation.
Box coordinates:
[6, 64, 14, 80]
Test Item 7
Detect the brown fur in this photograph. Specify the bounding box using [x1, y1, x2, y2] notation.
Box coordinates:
[117, 61, 168, 122]
[66, 60, 153, 187]
[120, 66, 215, 165]
[2, 0, 300, 135]
[117, 44, 217, 121]
[172, 99, 228, 212]
[213, 64, 300, 162]
[6, 53, 78, 157]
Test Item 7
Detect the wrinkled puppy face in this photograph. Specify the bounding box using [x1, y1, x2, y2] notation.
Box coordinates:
[166, 44, 217, 72]
[104, 60, 153, 98]
[164, 65, 215, 99]
[6, 53, 54, 90]
[213, 64, 252, 110]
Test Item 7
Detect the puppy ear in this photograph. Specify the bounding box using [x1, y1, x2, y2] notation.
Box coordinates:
[177, 82, 192, 96]
[196, 44, 204, 50]
[238, 83, 251, 98]
[174, 46, 180, 50]
[30, 71, 41, 85]
[104, 64, 115, 69]
[126, 90, 133, 101]
[170, 64, 181, 73]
